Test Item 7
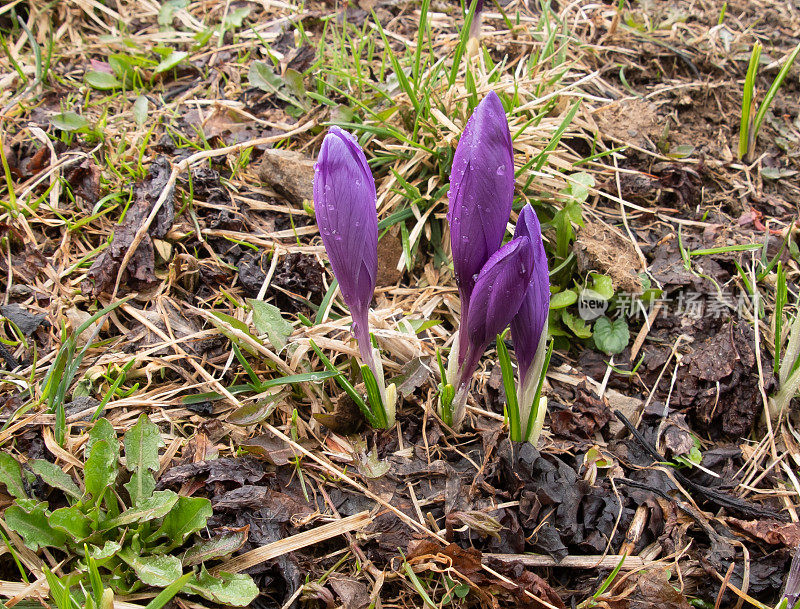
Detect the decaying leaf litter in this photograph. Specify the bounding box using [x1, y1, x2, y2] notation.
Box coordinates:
[0, 0, 799, 608]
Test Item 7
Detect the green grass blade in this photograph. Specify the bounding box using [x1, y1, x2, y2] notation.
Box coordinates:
[144, 572, 193, 609]
[524, 339, 554, 442]
[775, 262, 787, 376]
[315, 279, 339, 325]
[258, 370, 342, 390]
[687, 243, 762, 256]
[448, 0, 479, 86]
[592, 552, 627, 600]
[738, 42, 761, 160]
[308, 339, 376, 427]
[360, 364, 388, 428]
[413, 0, 431, 88]
[530, 100, 580, 173]
[753, 42, 800, 139]
[403, 557, 437, 609]
[496, 334, 521, 441]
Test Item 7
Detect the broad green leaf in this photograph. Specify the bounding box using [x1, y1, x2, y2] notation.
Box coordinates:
[133, 96, 148, 126]
[154, 50, 188, 74]
[102, 490, 178, 529]
[259, 370, 340, 389]
[283, 68, 306, 101]
[187, 567, 258, 606]
[86, 418, 118, 459]
[183, 528, 248, 567]
[560, 199, 584, 229]
[566, 172, 595, 203]
[50, 112, 89, 132]
[84, 70, 121, 90]
[88, 540, 122, 561]
[158, 0, 188, 26]
[226, 393, 283, 426]
[124, 470, 156, 506]
[668, 144, 695, 159]
[593, 316, 630, 355]
[5, 502, 67, 551]
[223, 5, 251, 28]
[49, 506, 91, 540]
[119, 551, 182, 587]
[84, 439, 118, 500]
[549, 289, 577, 309]
[155, 496, 212, 543]
[589, 273, 614, 300]
[84, 440, 118, 500]
[124, 414, 163, 473]
[208, 311, 259, 355]
[248, 61, 306, 110]
[29, 459, 81, 499]
[249, 300, 293, 351]
[0, 452, 26, 499]
[403, 318, 441, 334]
[561, 310, 592, 339]
[249, 61, 282, 94]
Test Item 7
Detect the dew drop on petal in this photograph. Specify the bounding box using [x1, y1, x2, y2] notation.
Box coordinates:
[496, 164, 505, 176]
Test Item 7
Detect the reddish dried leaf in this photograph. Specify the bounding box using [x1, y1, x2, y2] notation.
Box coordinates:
[727, 518, 800, 548]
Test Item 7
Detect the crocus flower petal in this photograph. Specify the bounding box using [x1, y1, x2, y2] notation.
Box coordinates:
[314, 127, 378, 363]
[783, 547, 800, 608]
[510, 205, 550, 377]
[459, 236, 534, 386]
[448, 91, 515, 306]
[468, 0, 484, 41]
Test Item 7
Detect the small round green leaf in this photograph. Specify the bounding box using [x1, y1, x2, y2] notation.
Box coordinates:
[593, 316, 630, 355]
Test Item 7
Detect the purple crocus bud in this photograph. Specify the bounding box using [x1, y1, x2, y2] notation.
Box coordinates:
[451, 236, 534, 427]
[448, 91, 515, 361]
[313, 127, 378, 368]
[468, 0, 484, 42]
[783, 547, 800, 609]
[510, 205, 550, 379]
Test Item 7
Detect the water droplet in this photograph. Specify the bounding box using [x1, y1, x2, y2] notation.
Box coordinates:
[334, 235, 343, 241]
[327, 204, 335, 211]
[496, 164, 505, 176]
[354, 221, 360, 228]
[461, 235, 469, 242]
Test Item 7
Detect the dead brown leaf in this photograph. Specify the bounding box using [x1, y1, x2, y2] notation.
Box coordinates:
[83, 156, 174, 296]
[727, 518, 800, 548]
